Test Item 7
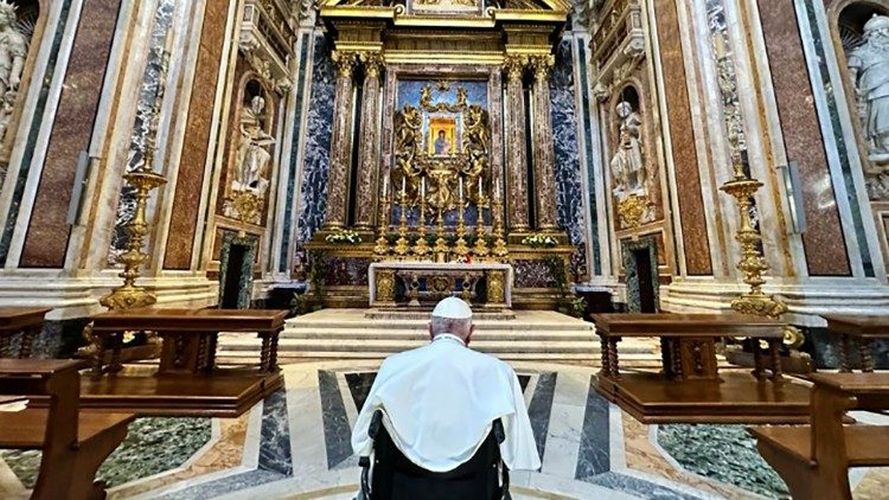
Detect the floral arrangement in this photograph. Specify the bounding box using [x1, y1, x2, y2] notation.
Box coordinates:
[522, 233, 558, 248]
[325, 229, 362, 245]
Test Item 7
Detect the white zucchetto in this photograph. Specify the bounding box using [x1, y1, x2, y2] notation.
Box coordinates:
[431, 296, 473, 319]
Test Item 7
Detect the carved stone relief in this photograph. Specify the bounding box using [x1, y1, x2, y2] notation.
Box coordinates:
[0, 1, 28, 146]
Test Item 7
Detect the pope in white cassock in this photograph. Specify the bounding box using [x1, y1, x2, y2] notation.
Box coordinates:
[351, 297, 541, 495]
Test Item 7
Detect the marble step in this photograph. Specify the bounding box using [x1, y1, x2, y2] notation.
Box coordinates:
[284, 310, 594, 333]
[279, 328, 597, 341]
[215, 350, 663, 365]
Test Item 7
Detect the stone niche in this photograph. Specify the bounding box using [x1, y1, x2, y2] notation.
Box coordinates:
[830, 1, 889, 270]
[589, 0, 670, 281]
[0, 0, 41, 180]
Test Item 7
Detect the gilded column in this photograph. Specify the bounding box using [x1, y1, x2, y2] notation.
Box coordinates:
[354, 52, 384, 230]
[322, 50, 359, 229]
[503, 55, 530, 232]
[530, 54, 558, 231]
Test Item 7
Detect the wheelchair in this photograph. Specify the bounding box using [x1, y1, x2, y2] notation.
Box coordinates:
[356, 410, 512, 500]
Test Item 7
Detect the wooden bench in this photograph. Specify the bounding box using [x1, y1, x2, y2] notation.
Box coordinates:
[822, 315, 889, 372]
[0, 359, 134, 500]
[592, 313, 811, 424]
[69, 308, 288, 417]
[0, 308, 51, 358]
[749, 373, 889, 500]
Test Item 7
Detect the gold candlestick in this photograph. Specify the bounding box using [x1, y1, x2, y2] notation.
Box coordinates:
[720, 156, 803, 351]
[491, 180, 508, 260]
[473, 198, 489, 260]
[373, 187, 391, 259]
[100, 161, 167, 310]
[453, 178, 469, 260]
[414, 179, 431, 259]
[393, 180, 410, 258]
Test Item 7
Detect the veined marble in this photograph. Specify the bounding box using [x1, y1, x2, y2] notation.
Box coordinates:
[296, 34, 335, 244]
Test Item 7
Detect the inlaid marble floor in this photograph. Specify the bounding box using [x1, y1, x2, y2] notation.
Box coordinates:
[2, 361, 888, 499]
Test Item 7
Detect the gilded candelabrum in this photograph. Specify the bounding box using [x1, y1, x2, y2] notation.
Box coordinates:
[100, 162, 167, 311]
[720, 161, 803, 349]
[473, 197, 490, 260]
[434, 206, 449, 262]
[491, 182, 509, 260]
[393, 186, 411, 258]
[413, 184, 431, 259]
[374, 187, 391, 259]
[453, 183, 469, 260]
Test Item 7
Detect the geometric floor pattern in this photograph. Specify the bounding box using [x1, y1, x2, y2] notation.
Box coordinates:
[2, 360, 888, 499]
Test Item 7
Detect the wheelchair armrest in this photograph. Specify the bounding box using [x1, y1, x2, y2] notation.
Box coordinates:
[369, 409, 383, 440]
[493, 418, 505, 446]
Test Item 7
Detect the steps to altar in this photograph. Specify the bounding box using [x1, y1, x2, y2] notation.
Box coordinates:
[215, 309, 665, 365]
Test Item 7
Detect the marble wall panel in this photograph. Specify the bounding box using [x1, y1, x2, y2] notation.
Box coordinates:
[19, 0, 123, 268]
[653, 0, 713, 276]
[0, 0, 75, 266]
[278, 33, 312, 273]
[108, 0, 175, 265]
[296, 34, 335, 244]
[163, 0, 231, 270]
[757, 0, 852, 276]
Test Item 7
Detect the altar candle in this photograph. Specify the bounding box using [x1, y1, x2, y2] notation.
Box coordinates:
[478, 176, 483, 197]
[459, 177, 464, 200]
[421, 177, 426, 198]
[382, 173, 389, 199]
[401, 177, 406, 198]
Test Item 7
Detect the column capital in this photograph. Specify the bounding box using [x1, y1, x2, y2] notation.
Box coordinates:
[529, 54, 555, 82]
[502, 54, 527, 82]
[359, 51, 384, 80]
[332, 50, 359, 78]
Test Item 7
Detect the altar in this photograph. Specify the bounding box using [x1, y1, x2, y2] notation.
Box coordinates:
[369, 262, 513, 309]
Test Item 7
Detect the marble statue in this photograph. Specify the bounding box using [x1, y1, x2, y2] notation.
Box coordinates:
[610, 101, 645, 196]
[234, 95, 275, 196]
[848, 14, 889, 164]
[0, 1, 27, 143]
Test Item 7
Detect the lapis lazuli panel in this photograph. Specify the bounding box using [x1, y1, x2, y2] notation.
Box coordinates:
[550, 38, 588, 277]
[296, 34, 336, 244]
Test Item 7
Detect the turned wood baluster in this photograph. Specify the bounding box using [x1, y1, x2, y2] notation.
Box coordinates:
[839, 334, 851, 373]
[0, 335, 9, 357]
[752, 340, 765, 379]
[860, 338, 875, 373]
[607, 337, 620, 377]
[768, 339, 783, 380]
[206, 332, 219, 372]
[260, 333, 272, 372]
[196, 334, 210, 372]
[670, 339, 683, 379]
[600, 336, 612, 377]
[267, 330, 280, 372]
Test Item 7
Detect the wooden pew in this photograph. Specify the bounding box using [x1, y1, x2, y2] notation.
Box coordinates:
[0, 308, 51, 358]
[822, 315, 889, 372]
[0, 359, 135, 500]
[749, 373, 889, 500]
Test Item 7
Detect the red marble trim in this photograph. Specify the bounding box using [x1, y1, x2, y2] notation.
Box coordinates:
[162, 0, 231, 270]
[19, 0, 123, 268]
[653, 0, 713, 276]
[757, 0, 851, 276]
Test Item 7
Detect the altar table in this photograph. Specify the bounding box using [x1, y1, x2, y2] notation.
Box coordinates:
[369, 262, 513, 308]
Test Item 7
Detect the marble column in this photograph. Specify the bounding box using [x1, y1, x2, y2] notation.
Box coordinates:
[503, 55, 530, 232]
[322, 50, 358, 230]
[354, 52, 383, 230]
[530, 54, 558, 231]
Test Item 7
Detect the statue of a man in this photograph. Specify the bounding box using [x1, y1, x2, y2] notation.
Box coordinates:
[610, 101, 645, 196]
[849, 14, 889, 163]
[0, 1, 27, 142]
[234, 95, 275, 195]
